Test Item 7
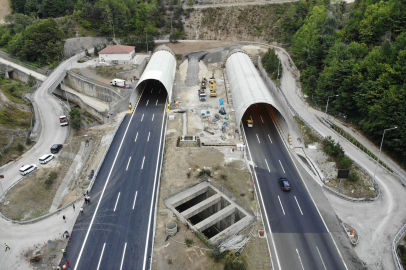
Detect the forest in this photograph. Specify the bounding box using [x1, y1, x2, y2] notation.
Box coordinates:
[287, 0, 406, 168]
[0, 0, 186, 66]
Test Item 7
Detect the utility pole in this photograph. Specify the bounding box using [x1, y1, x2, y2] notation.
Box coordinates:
[146, 30, 148, 54]
[372, 127, 397, 185]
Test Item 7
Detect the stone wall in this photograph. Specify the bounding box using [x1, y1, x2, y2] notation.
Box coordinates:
[64, 71, 124, 103]
[64, 37, 110, 57]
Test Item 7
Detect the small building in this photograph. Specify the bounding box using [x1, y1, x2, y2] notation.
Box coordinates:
[99, 45, 135, 64]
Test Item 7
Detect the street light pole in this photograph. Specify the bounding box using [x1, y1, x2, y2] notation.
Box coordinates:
[324, 94, 339, 120]
[372, 127, 397, 185]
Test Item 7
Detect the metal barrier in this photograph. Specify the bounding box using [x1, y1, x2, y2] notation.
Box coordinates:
[393, 223, 406, 270]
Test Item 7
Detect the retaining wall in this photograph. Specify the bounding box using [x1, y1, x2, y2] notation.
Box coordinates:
[64, 71, 124, 103]
[115, 57, 148, 81]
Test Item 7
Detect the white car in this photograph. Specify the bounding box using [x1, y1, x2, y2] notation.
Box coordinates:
[19, 164, 38, 176]
[39, 154, 54, 164]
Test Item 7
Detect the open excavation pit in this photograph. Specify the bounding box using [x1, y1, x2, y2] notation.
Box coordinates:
[165, 182, 254, 244]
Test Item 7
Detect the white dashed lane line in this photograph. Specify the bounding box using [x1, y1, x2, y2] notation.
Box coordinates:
[114, 192, 120, 212]
[126, 157, 131, 171]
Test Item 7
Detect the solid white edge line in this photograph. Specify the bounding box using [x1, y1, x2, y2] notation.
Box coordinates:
[316, 246, 327, 270]
[142, 107, 167, 270]
[114, 192, 120, 212]
[265, 159, 270, 173]
[267, 107, 348, 270]
[96, 243, 106, 270]
[141, 156, 145, 169]
[141, 114, 144, 122]
[132, 191, 138, 210]
[261, 115, 264, 123]
[135, 132, 138, 142]
[256, 134, 260, 144]
[244, 125, 282, 270]
[268, 134, 273, 144]
[147, 132, 150, 142]
[296, 249, 305, 270]
[126, 157, 131, 171]
[73, 104, 138, 270]
[152, 114, 154, 121]
[277, 195, 285, 215]
[294, 196, 303, 215]
[279, 160, 285, 173]
[146, 100, 149, 106]
[120, 242, 127, 270]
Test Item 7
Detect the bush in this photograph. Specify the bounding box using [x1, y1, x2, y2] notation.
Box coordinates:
[17, 143, 24, 152]
[338, 156, 353, 169]
[322, 136, 344, 158]
[69, 107, 82, 130]
[224, 252, 247, 270]
[199, 169, 211, 177]
[45, 171, 58, 188]
[221, 174, 227, 180]
[209, 247, 225, 263]
[26, 137, 32, 145]
[347, 169, 359, 182]
[185, 238, 193, 247]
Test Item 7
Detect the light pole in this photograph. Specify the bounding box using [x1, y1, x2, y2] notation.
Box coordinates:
[324, 94, 339, 120]
[372, 127, 397, 185]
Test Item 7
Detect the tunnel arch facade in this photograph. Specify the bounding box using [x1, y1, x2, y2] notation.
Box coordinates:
[130, 45, 176, 108]
[225, 49, 287, 132]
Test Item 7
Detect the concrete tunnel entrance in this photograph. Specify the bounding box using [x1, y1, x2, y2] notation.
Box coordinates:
[129, 45, 176, 111]
[241, 103, 288, 135]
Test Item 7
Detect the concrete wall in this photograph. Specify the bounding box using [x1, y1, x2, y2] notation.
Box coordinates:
[9, 69, 37, 84]
[64, 71, 124, 103]
[53, 88, 105, 123]
[116, 57, 148, 81]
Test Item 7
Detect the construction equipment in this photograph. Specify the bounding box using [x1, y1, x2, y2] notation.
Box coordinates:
[209, 71, 217, 97]
[201, 76, 207, 89]
[198, 87, 206, 101]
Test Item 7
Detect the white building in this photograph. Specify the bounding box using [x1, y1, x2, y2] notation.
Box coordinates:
[99, 45, 135, 64]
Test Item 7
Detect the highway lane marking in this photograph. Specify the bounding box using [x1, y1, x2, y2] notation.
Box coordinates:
[134, 132, 138, 142]
[265, 159, 270, 173]
[114, 192, 120, 212]
[294, 196, 303, 215]
[142, 107, 167, 270]
[260, 115, 264, 123]
[279, 160, 285, 173]
[152, 114, 155, 121]
[243, 126, 279, 270]
[132, 191, 138, 210]
[316, 246, 327, 270]
[159, 89, 161, 93]
[268, 106, 349, 270]
[296, 249, 305, 270]
[256, 134, 260, 144]
[146, 100, 149, 106]
[147, 132, 150, 142]
[74, 87, 143, 270]
[268, 134, 273, 144]
[141, 114, 144, 122]
[156, 100, 158, 105]
[151, 88, 153, 93]
[120, 243, 127, 270]
[141, 156, 145, 169]
[126, 157, 131, 171]
[277, 196, 285, 215]
[96, 243, 106, 270]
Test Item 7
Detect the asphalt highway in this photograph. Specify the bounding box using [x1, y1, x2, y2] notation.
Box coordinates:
[68, 81, 167, 270]
[243, 103, 347, 270]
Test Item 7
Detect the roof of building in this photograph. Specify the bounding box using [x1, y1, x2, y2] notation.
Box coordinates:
[99, 45, 135, 54]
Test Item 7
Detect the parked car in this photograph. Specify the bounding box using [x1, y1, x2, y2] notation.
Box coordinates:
[19, 164, 37, 176]
[50, 144, 63, 154]
[279, 178, 291, 191]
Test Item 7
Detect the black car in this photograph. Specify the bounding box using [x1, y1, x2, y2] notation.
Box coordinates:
[279, 178, 291, 191]
[50, 144, 63, 154]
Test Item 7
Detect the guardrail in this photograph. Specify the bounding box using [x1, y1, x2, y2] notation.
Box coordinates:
[393, 223, 406, 270]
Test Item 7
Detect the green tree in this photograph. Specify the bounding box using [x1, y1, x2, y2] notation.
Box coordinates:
[261, 48, 280, 80]
[223, 252, 247, 270]
[17, 143, 24, 152]
[69, 107, 82, 130]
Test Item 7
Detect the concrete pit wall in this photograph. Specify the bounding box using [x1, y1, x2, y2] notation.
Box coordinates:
[53, 88, 105, 123]
[64, 71, 124, 103]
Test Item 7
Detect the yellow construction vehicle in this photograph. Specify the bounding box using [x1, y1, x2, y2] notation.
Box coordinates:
[209, 71, 217, 97]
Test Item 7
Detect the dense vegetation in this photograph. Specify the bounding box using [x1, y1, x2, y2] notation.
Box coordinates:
[289, 0, 406, 168]
[261, 48, 282, 80]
